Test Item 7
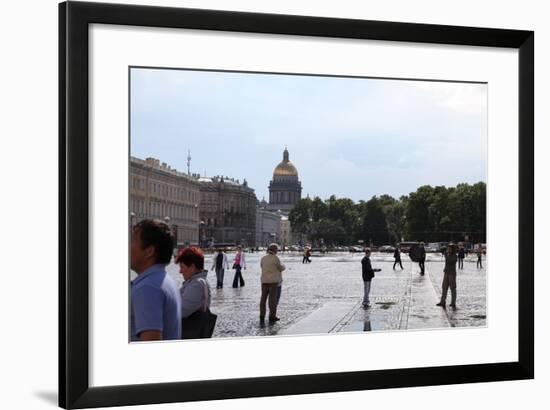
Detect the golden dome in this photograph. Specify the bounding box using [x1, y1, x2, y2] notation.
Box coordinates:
[273, 148, 298, 177]
[274, 161, 298, 176]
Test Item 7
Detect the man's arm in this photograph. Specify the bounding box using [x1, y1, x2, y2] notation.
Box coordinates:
[277, 257, 286, 272]
[132, 285, 165, 341]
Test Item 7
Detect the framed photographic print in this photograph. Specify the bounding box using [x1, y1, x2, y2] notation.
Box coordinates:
[59, 1, 534, 408]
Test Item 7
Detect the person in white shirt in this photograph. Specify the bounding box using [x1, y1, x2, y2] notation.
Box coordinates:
[211, 249, 229, 289]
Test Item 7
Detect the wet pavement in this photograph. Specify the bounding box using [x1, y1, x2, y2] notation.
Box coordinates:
[162, 251, 486, 338]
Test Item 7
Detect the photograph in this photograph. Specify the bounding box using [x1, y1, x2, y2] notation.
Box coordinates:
[129, 67, 488, 341]
[54, 2, 534, 408]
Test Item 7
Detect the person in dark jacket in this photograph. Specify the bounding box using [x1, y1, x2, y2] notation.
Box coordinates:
[457, 244, 465, 269]
[418, 242, 426, 275]
[393, 245, 403, 270]
[361, 248, 381, 308]
[476, 245, 483, 269]
[211, 249, 229, 289]
[436, 243, 458, 310]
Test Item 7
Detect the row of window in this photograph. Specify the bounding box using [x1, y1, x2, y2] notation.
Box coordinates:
[131, 176, 198, 203]
[203, 194, 256, 212]
[131, 198, 198, 221]
[175, 227, 198, 244]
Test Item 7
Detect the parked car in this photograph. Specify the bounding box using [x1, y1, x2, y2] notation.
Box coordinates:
[378, 245, 396, 253]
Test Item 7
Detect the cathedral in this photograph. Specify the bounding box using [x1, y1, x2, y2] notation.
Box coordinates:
[267, 147, 302, 214]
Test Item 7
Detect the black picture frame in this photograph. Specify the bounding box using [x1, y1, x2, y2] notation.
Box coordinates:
[59, 1, 534, 408]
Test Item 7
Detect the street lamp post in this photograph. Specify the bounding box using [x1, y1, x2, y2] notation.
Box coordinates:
[199, 220, 205, 248]
[172, 224, 178, 248]
[130, 212, 136, 239]
[164, 216, 172, 246]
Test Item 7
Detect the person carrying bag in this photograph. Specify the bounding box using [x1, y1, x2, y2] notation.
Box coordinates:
[181, 278, 217, 339]
[176, 247, 217, 339]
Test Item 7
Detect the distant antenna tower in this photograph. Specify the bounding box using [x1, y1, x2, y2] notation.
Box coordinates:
[187, 149, 191, 175]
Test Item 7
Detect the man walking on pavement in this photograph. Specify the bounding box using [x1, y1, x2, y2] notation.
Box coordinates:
[260, 243, 286, 324]
[457, 243, 465, 270]
[418, 242, 426, 275]
[211, 248, 229, 289]
[393, 244, 404, 270]
[476, 244, 483, 269]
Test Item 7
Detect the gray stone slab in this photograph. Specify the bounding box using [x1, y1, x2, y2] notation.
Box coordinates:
[279, 300, 358, 335]
[405, 265, 451, 329]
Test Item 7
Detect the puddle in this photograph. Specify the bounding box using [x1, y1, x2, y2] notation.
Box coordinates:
[375, 302, 396, 310]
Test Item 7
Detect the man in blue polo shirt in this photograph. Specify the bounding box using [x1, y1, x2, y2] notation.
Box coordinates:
[130, 219, 181, 341]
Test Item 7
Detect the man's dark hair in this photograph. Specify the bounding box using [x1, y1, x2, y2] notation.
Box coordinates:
[175, 247, 204, 270]
[133, 219, 174, 264]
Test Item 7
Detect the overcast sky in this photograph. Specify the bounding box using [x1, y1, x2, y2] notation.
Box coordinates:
[130, 67, 487, 202]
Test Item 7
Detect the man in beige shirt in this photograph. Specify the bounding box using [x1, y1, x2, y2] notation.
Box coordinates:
[260, 243, 286, 324]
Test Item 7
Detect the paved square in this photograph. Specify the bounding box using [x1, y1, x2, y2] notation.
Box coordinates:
[163, 251, 486, 338]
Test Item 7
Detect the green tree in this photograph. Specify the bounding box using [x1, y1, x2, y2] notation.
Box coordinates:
[312, 219, 347, 245]
[311, 196, 328, 221]
[361, 196, 391, 245]
[405, 185, 433, 241]
[289, 181, 486, 246]
[288, 197, 312, 235]
[384, 200, 406, 244]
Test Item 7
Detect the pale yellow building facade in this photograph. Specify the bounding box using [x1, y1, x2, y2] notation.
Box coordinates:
[130, 157, 200, 246]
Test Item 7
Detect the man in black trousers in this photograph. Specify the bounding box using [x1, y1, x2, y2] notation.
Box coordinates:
[393, 245, 403, 270]
[418, 242, 426, 275]
[457, 244, 465, 269]
[361, 248, 381, 308]
[437, 243, 458, 310]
